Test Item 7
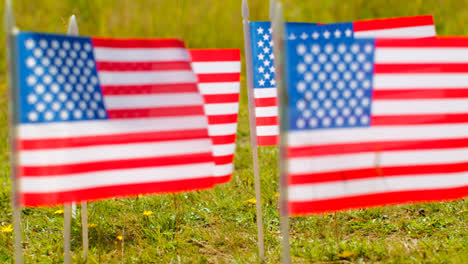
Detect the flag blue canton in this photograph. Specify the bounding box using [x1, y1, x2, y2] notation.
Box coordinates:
[250, 22, 354, 90]
[250, 22, 276, 88]
[16, 32, 107, 124]
[286, 38, 376, 131]
[285, 22, 354, 41]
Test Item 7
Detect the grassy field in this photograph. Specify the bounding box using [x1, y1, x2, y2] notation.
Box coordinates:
[1, 0, 468, 263]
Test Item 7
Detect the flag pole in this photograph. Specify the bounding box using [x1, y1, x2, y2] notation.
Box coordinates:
[67, 14, 89, 261]
[241, 0, 265, 261]
[271, 2, 291, 264]
[62, 14, 80, 264]
[4, 0, 22, 263]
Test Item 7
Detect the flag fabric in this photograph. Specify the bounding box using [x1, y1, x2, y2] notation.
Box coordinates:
[14, 32, 216, 207]
[189, 49, 241, 184]
[284, 36, 468, 215]
[250, 15, 436, 146]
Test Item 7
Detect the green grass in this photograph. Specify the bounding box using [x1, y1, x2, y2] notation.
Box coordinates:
[0, 0, 468, 263]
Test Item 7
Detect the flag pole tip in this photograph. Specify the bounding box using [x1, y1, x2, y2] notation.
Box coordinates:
[4, 0, 16, 32]
[67, 15, 79, 35]
[242, 0, 249, 19]
[269, 0, 276, 21]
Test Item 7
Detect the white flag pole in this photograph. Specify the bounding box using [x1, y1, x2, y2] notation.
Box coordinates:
[241, 0, 265, 261]
[63, 204, 72, 264]
[4, 0, 22, 263]
[66, 15, 89, 262]
[62, 15, 81, 264]
[271, 2, 291, 264]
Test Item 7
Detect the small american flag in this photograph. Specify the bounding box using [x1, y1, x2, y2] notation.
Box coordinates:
[284, 36, 468, 215]
[250, 15, 436, 146]
[14, 32, 216, 206]
[190, 49, 241, 184]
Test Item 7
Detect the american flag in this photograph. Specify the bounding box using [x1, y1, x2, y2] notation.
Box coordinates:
[284, 36, 468, 215]
[190, 49, 241, 184]
[250, 15, 436, 146]
[14, 32, 216, 206]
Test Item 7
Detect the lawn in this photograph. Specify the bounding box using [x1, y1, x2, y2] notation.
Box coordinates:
[0, 0, 467, 263]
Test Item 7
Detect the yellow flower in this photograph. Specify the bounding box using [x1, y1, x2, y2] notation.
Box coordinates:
[143, 210, 154, 216]
[338, 250, 355, 258]
[0, 225, 13, 233]
[116, 235, 123, 241]
[87, 223, 97, 228]
[138, 194, 143, 198]
[54, 209, 64, 215]
[274, 192, 280, 197]
[246, 198, 256, 204]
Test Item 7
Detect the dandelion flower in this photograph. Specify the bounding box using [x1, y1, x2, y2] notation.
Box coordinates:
[0, 225, 13, 233]
[246, 198, 256, 204]
[54, 209, 64, 215]
[143, 210, 154, 216]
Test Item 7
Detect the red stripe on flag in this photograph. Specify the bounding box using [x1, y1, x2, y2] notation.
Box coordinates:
[211, 135, 236, 145]
[21, 177, 215, 207]
[96, 61, 192, 71]
[353, 15, 434, 32]
[288, 137, 468, 158]
[19, 129, 210, 150]
[258, 135, 279, 146]
[107, 106, 205, 119]
[196, 73, 240, 83]
[203, 93, 239, 104]
[207, 114, 238, 124]
[214, 154, 234, 165]
[21, 152, 214, 177]
[92, 38, 186, 48]
[189, 49, 241, 62]
[101, 83, 199, 95]
[374, 63, 468, 73]
[289, 185, 468, 215]
[256, 116, 278, 126]
[373, 89, 468, 99]
[255, 97, 277, 107]
[372, 114, 468, 126]
[214, 175, 231, 184]
[290, 161, 468, 185]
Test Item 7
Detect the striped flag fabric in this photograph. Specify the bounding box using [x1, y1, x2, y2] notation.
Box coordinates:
[250, 15, 436, 146]
[14, 32, 216, 206]
[190, 49, 241, 184]
[283, 36, 468, 215]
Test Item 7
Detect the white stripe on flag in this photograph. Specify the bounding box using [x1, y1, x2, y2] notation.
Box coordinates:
[287, 123, 468, 147]
[198, 82, 240, 95]
[204, 103, 239, 115]
[104, 93, 204, 109]
[93, 48, 190, 62]
[254, 88, 277, 98]
[255, 106, 278, 117]
[372, 99, 468, 115]
[374, 74, 468, 89]
[21, 163, 214, 193]
[191, 62, 242, 74]
[289, 147, 468, 174]
[354, 25, 436, 39]
[257, 125, 280, 136]
[20, 139, 213, 166]
[208, 123, 238, 136]
[98, 71, 197, 85]
[288, 172, 468, 201]
[18, 116, 209, 139]
[375, 48, 468, 63]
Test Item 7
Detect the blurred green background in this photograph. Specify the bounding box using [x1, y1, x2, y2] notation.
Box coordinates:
[0, 0, 467, 263]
